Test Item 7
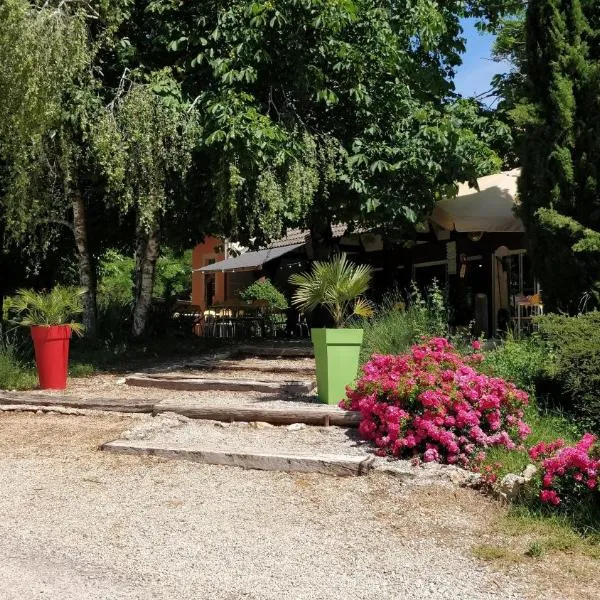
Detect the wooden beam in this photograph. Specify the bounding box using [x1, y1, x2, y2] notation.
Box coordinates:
[101, 439, 373, 476]
[236, 345, 314, 358]
[0, 391, 155, 413]
[125, 374, 316, 394]
[182, 360, 315, 375]
[153, 399, 361, 426]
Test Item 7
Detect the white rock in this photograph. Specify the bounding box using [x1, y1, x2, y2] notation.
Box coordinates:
[115, 377, 127, 385]
[287, 423, 307, 431]
[521, 464, 538, 481]
[213, 421, 229, 428]
[498, 473, 526, 501]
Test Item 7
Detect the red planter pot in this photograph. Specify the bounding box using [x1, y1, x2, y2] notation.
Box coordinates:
[30, 325, 72, 390]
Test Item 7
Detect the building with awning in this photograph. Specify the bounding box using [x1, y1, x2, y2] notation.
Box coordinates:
[196, 243, 304, 274]
[191, 169, 537, 337]
[430, 169, 524, 233]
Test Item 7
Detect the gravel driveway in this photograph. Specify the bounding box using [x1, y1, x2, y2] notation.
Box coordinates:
[0, 412, 542, 599]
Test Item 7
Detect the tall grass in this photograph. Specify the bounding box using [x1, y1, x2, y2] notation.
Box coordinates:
[359, 280, 449, 363]
[0, 327, 37, 390]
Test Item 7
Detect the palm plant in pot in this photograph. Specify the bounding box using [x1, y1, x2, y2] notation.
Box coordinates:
[289, 254, 373, 404]
[12, 287, 85, 390]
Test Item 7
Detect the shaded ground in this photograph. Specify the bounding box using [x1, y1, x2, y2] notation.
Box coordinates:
[1, 412, 597, 600]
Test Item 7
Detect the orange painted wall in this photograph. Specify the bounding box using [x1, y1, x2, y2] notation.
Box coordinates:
[191, 237, 226, 311]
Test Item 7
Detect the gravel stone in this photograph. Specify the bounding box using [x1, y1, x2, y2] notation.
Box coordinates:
[0, 412, 537, 600]
[287, 422, 308, 431]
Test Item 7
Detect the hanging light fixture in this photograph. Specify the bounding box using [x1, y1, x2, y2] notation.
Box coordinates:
[467, 231, 484, 242]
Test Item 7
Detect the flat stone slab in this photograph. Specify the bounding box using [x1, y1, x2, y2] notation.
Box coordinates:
[125, 374, 316, 394]
[101, 439, 373, 476]
[154, 399, 361, 426]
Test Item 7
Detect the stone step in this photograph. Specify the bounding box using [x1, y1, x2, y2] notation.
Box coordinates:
[101, 439, 373, 476]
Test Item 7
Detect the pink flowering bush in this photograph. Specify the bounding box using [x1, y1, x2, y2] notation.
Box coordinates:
[341, 338, 531, 466]
[528, 434, 600, 506]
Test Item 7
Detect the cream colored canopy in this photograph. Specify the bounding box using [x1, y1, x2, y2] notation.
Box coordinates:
[431, 169, 524, 233]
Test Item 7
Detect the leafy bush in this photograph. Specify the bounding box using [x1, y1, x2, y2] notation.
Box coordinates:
[97, 250, 135, 308]
[239, 278, 288, 310]
[341, 337, 530, 466]
[359, 280, 449, 364]
[98, 247, 192, 307]
[536, 312, 600, 432]
[528, 434, 599, 511]
[482, 334, 549, 394]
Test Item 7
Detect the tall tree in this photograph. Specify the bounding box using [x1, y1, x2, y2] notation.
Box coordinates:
[518, 0, 600, 311]
[0, 0, 89, 323]
[146, 0, 511, 254]
[93, 71, 199, 337]
[0, 0, 133, 337]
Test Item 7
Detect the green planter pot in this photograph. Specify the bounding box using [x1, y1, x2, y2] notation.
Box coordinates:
[311, 328, 364, 405]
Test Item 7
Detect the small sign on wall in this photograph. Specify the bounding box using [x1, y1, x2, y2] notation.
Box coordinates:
[446, 241, 457, 275]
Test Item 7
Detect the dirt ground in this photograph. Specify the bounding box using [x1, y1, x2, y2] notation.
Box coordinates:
[0, 411, 598, 599]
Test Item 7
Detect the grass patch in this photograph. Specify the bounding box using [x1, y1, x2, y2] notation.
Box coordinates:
[472, 544, 524, 564]
[0, 351, 37, 390]
[494, 505, 600, 559]
[69, 362, 95, 378]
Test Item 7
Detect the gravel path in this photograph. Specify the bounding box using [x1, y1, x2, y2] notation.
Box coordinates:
[0, 411, 541, 600]
[168, 367, 315, 382]
[22, 353, 320, 408]
[25, 373, 321, 408]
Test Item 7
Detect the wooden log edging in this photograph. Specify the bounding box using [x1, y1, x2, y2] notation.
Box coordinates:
[101, 439, 373, 476]
[153, 399, 361, 426]
[235, 345, 314, 358]
[125, 374, 316, 394]
[0, 391, 156, 413]
[0, 391, 362, 427]
[182, 361, 316, 376]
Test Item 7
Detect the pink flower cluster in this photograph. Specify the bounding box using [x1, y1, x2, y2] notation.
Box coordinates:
[528, 434, 599, 505]
[341, 338, 530, 466]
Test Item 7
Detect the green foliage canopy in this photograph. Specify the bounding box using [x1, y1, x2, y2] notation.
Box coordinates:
[148, 0, 510, 246]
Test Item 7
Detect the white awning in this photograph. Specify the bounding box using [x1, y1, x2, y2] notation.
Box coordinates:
[431, 169, 524, 233]
[195, 243, 304, 273]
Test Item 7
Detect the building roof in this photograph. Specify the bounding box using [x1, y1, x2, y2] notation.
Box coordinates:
[195, 242, 304, 273]
[267, 224, 352, 248]
[430, 169, 524, 233]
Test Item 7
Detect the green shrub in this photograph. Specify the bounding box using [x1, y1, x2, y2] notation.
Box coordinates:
[535, 312, 600, 433]
[240, 278, 288, 310]
[97, 247, 192, 307]
[359, 280, 449, 363]
[482, 334, 549, 394]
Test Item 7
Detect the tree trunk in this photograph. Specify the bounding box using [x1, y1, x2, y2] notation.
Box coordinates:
[307, 216, 334, 261]
[72, 188, 97, 338]
[131, 220, 161, 339]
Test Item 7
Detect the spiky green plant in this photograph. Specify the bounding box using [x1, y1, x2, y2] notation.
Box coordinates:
[11, 287, 85, 336]
[289, 254, 373, 328]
